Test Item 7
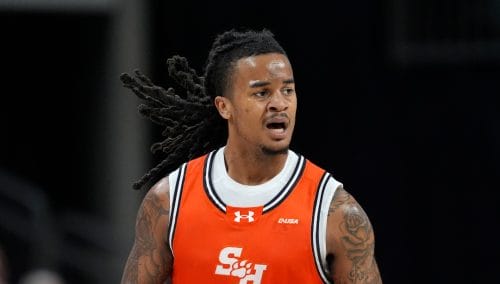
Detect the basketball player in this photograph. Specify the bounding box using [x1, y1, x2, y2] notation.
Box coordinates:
[120, 29, 382, 283]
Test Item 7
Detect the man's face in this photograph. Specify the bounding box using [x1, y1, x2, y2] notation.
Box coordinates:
[219, 53, 297, 155]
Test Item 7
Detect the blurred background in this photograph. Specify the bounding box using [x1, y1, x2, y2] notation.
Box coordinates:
[1, 0, 499, 283]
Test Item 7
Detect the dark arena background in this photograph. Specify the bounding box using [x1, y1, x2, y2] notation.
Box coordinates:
[1, 0, 499, 283]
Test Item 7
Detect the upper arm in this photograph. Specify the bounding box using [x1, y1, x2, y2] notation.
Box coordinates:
[121, 177, 173, 284]
[326, 185, 382, 283]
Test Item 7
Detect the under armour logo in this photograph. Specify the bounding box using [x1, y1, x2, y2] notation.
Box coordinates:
[234, 210, 255, 223]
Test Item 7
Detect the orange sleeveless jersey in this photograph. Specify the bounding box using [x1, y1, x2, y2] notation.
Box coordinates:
[168, 150, 333, 283]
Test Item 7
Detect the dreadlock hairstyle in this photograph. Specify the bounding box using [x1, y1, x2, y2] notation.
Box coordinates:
[120, 28, 287, 190]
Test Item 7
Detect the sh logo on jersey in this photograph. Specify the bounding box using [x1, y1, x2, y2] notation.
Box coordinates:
[215, 247, 267, 284]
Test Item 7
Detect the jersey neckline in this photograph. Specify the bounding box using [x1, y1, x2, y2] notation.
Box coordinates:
[203, 147, 306, 213]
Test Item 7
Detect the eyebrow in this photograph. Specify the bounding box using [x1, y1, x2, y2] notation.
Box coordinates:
[249, 78, 295, 88]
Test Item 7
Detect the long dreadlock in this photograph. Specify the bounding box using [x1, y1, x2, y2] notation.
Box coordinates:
[120, 28, 287, 190]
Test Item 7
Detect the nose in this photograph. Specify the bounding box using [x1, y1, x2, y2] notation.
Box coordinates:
[268, 91, 288, 112]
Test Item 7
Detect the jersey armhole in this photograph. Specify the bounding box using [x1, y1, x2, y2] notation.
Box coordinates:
[318, 177, 342, 273]
[168, 168, 181, 209]
[166, 164, 187, 256]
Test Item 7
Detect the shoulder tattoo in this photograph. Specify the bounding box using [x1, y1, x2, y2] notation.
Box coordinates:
[329, 185, 382, 283]
[123, 190, 170, 283]
[328, 184, 352, 216]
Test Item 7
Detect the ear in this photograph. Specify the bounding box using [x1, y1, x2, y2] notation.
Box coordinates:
[214, 96, 231, 119]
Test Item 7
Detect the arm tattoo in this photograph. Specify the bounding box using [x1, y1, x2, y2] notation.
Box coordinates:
[122, 192, 170, 283]
[328, 185, 349, 216]
[123, 246, 140, 283]
[332, 187, 382, 284]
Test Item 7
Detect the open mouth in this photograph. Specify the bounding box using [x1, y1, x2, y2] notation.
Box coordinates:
[266, 122, 286, 130]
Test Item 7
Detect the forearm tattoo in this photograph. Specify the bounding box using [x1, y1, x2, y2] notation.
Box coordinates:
[330, 186, 382, 284]
[122, 192, 170, 284]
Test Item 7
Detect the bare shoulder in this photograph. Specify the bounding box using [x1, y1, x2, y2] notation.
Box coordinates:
[326, 184, 374, 251]
[121, 176, 173, 284]
[327, 184, 356, 217]
[327, 185, 369, 224]
[326, 185, 382, 283]
[137, 176, 171, 242]
[146, 176, 170, 203]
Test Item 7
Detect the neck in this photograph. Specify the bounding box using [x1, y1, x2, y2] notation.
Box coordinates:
[223, 145, 288, 185]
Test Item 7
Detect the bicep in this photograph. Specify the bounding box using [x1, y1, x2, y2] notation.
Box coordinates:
[121, 177, 173, 284]
[326, 186, 382, 283]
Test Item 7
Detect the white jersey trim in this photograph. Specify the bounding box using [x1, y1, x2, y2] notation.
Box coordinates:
[203, 147, 305, 213]
[312, 173, 342, 283]
[167, 162, 187, 257]
[210, 146, 299, 207]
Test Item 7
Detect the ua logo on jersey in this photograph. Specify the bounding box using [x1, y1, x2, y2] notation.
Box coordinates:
[234, 210, 254, 223]
[215, 247, 267, 284]
[226, 206, 263, 224]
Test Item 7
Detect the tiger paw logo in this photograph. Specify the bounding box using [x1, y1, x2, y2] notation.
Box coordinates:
[230, 260, 253, 278]
[215, 247, 267, 284]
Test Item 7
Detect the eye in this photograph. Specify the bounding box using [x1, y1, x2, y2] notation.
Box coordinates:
[253, 90, 269, 97]
[282, 87, 295, 96]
